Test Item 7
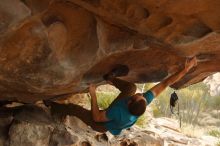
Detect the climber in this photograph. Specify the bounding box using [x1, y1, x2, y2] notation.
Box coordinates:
[89, 57, 197, 135]
[45, 57, 197, 135]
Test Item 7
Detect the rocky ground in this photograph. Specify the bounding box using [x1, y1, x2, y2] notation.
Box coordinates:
[0, 103, 218, 146]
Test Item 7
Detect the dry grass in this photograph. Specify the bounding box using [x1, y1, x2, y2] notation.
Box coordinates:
[180, 123, 206, 138]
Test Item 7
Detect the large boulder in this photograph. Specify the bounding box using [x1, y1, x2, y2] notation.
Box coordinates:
[0, 105, 217, 146]
[0, 0, 220, 102]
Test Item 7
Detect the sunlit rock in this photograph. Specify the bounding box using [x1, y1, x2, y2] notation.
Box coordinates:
[204, 73, 220, 96]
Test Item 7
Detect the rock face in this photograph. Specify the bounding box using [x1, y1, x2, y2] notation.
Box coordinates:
[204, 73, 220, 96]
[0, 104, 218, 146]
[0, 0, 220, 102]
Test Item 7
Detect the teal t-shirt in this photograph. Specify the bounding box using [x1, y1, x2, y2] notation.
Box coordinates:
[143, 90, 154, 105]
[104, 90, 154, 135]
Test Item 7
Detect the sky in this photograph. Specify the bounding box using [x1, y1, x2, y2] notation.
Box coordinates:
[203, 73, 220, 96]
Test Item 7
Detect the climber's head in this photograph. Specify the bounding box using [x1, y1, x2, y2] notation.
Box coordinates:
[128, 93, 147, 116]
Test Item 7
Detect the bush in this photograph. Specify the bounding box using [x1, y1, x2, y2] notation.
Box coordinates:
[208, 129, 220, 138]
[207, 95, 220, 110]
[138, 82, 210, 125]
[208, 129, 220, 145]
[96, 91, 118, 109]
[180, 123, 206, 138]
[151, 103, 162, 117]
[135, 114, 148, 127]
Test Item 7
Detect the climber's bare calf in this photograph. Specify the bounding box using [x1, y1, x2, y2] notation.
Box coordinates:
[49, 101, 107, 132]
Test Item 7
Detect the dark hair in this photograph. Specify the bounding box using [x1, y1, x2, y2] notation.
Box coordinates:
[128, 98, 147, 116]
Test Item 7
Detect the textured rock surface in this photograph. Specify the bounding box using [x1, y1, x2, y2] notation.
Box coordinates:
[0, 0, 220, 102]
[0, 104, 217, 146]
[204, 73, 220, 96]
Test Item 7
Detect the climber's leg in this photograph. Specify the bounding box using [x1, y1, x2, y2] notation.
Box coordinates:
[109, 77, 137, 99]
[103, 65, 136, 99]
[49, 102, 107, 133]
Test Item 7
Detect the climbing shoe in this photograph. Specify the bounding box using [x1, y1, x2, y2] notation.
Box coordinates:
[103, 64, 129, 80]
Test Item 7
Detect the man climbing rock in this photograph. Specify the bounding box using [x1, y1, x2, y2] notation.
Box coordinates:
[89, 57, 197, 135]
[46, 57, 197, 135]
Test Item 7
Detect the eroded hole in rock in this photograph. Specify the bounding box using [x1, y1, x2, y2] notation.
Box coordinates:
[138, 70, 168, 82]
[42, 15, 63, 27]
[83, 64, 130, 82]
[183, 22, 212, 38]
[120, 141, 128, 146]
[120, 140, 138, 146]
[81, 141, 91, 146]
[20, 0, 28, 6]
[143, 8, 150, 18]
[196, 53, 215, 61]
[129, 142, 138, 146]
[158, 16, 173, 29]
[95, 133, 108, 142]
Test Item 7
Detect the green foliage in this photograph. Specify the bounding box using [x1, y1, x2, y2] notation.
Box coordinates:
[208, 129, 220, 138]
[136, 83, 155, 92]
[139, 82, 211, 125]
[153, 87, 174, 117]
[96, 91, 118, 109]
[151, 103, 162, 117]
[207, 95, 220, 110]
[208, 129, 220, 145]
[176, 83, 209, 124]
[135, 114, 148, 127]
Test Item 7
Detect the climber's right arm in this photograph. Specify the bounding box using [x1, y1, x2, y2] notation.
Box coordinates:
[89, 84, 110, 122]
[149, 57, 197, 97]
